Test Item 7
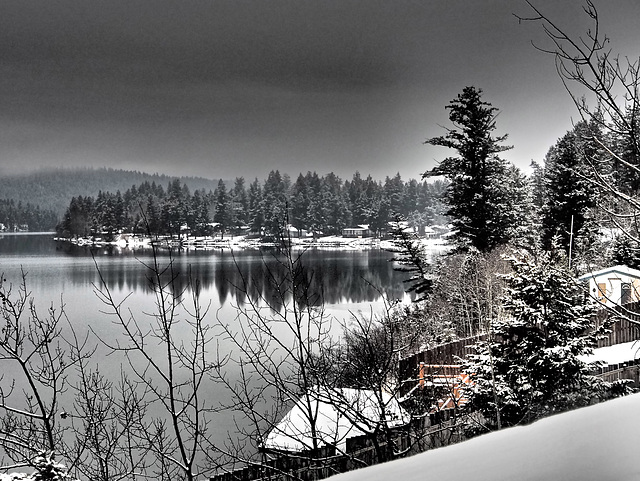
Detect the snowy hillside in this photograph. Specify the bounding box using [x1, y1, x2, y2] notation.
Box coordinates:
[331, 393, 640, 481]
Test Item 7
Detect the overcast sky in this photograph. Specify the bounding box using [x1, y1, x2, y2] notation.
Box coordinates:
[1, 1, 639, 181]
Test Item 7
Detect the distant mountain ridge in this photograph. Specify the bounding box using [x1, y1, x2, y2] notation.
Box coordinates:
[0, 167, 221, 218]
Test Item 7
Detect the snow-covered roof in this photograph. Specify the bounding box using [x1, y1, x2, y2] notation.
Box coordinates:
[344, 225, 370, 231]
[263, 388, 409, 453]
[578, 264, 640, 282]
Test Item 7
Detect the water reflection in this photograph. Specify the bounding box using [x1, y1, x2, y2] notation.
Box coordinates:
[87, 248, 406, 307]
[1, 234, 408, 307]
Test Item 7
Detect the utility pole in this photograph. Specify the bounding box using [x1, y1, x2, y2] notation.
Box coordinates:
[568, 214, 574, 268]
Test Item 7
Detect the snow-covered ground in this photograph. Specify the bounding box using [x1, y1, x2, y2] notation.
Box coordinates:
[580, 340, 640, 366]
[331, 392, 640, 481]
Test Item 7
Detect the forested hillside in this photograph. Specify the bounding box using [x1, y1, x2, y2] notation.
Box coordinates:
[0, 168, 221, 230]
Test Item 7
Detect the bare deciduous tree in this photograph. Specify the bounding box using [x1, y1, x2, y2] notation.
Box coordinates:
[213, 242, 338, 473]
[65, 357, 152, 481]
[0, 271, 85, 477]
[518, 1, 640, 242]
[321, 301, 418, 463]
[92, 247, 225, 481]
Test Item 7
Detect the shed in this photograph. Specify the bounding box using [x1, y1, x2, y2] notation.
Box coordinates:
[579, 265, 640, 307]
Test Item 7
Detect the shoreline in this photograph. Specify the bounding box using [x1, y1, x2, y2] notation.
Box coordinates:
[53, 233, 450, 252]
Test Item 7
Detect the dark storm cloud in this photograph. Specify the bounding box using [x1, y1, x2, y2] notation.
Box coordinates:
[1, 0, 407, 92]
[1, 1, 639, 179]
[0, 0, 436, 178]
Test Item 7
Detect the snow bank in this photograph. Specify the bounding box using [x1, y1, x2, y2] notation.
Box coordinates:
[331, 393, 640, 481]
[580, 340, 639, 366]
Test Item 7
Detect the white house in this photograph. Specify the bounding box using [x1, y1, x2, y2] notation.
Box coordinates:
[262, 387, 409, 453]
[578, 265, 640, 307]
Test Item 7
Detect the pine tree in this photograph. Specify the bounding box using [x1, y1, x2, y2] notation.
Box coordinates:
[529, 160, 546, 213]
[213, 179, 231, 237]
[541, 121, 600, 253]
[424, 86, 521, 252]
[262, 170, 289, 236]
[162, 179, 187, 235]
[323, 172, 351, 235]
[383, 173, 404, 216]
[290, 173, 312, 233]
[389, 217, 433, 301]
[232, 177, 249, 232]
[190, 189, 212, 235]
[145, 194, 161, 234]
[248, 178, 264, 234]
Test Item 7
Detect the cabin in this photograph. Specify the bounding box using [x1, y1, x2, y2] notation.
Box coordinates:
[342, 225, 373, 238]
[286, 224, 311, 238]
[423, 226, 437, 239]
[578, 265, 640, 307]
[262, 387, 409, 453]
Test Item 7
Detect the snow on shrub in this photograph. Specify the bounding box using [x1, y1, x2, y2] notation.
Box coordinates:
[1, 453, 76, 481]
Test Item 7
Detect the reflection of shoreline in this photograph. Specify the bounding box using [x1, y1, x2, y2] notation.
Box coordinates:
[54, 233, 393, 251]
[61, 247, 416, 307]
[4, 233, 448, 308]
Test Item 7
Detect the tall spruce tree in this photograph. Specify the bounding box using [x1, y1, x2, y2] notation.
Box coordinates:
[248, 177, 264, 234]
[529, 160, 547, 213]
[262, 170, 290, 236]
[541, 121, 600, 254]
[213, 179, 232, 237]
[232, 177, 249, 231]
[424, 86, 521, 252]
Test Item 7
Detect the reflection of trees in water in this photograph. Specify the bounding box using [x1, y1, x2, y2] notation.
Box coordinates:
[0, 233, 57, 254]
[65, 247, 407, 306]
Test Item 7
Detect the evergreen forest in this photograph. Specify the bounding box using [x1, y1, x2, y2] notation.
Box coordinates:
[55, 172, 449, 239]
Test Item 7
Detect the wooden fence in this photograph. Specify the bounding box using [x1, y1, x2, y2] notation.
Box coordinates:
[209, 415, 471, 481]
[595, 302, 640, 347]
[400, 307, 640, 394]
[210, 433, 409, 481]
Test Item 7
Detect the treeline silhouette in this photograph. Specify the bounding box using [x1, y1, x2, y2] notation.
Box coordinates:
[57, 170, 447, 239]
[0, 198, 59, 231]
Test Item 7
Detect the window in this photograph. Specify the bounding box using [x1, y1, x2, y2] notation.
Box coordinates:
[621, 282, 632, 305]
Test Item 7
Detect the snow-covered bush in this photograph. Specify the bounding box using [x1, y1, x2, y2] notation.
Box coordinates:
[463, 250, 616, 431]
[0, 453, 74, 481]
[30, 453, 71, 481]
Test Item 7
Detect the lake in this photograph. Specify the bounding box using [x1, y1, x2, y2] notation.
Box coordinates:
[0, 232, 410, 310]
[0, 232, 421, 473]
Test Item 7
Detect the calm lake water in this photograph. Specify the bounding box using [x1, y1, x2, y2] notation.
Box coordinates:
[0, 232, 410, 320]
[0, 232, 415, 466]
